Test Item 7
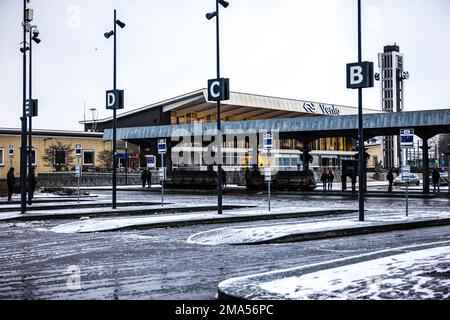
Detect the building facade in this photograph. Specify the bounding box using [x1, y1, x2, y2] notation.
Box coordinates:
[378, 43, 409, 169]
[0, 128, 111, 179]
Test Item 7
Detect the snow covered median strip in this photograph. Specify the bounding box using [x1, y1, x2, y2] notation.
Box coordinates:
[187, 211, 450, 245]
[49, 207, 349, 233]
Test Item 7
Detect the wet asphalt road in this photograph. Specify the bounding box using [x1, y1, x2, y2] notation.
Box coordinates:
[0, 190, 449, 300]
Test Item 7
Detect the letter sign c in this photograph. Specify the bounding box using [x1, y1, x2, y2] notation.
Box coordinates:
[210, 81, 221, 99]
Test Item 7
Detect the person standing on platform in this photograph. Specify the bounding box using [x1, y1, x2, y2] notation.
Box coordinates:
[147, 169, 152, 188]
[6, 167, 15, 202]
[27, 167, 37, 201]
[141, 169, 147, 188]
[432, 168, 441, 192]
[350, 171, 356, 193]
[320, 169, 328, 191]
[327, 169, 334, 191]
[387, 169, 394, 193]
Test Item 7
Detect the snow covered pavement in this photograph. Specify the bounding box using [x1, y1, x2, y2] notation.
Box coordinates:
[219, 242, 450, 300]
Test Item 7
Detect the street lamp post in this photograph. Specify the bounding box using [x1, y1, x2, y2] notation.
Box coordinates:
[206, 0, 229, 215]
[357, 0, 365, 221]
[104, 10, 125, 209]
[27, 24, 40, 206]
[20, 0, 32, 214]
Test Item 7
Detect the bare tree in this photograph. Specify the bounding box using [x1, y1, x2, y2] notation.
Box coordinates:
[98, 150, 113, 170]
[42, 142, 75, 172]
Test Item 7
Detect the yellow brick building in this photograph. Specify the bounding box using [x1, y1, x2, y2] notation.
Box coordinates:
[0, 128, 111, 179]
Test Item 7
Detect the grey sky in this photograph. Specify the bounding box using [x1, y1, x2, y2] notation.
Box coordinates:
[1, 0, 450, 130]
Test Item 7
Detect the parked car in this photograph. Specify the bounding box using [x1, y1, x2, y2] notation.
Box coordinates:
[393, 173, 420, 186]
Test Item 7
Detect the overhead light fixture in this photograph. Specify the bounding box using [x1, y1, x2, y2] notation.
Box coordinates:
[115, 19, 125, 28]
[104, 30, 114, 39]
[206, 11, 217, 20]
[25, 8, 33, 22]
[218, 0, 229, 8]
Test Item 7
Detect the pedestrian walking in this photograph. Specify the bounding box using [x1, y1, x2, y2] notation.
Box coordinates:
[27, 167, 37, 201]
[432, 168, 441, 192]
[141, 169, 147, 188]
[387, 169, 394, 193]
[6, 167, 15, 202]
[320, 169, 328, 191]
[147, 169, 152, 188]
[327, 169, 334, 191]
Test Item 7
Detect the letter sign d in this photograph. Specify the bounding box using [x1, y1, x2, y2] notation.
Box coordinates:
[107, 92, 115, 108]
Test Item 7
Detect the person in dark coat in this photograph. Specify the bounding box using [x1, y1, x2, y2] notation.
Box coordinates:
[141, 169, 147, 188]
[147, 169, 152, 188]
[6, 167, 15, 202]
[320, 169, 328, 191]
[245, 167, 251, 188]
[341, 172, 347, 191]
[327, 169, 334, 191]
[350, 170, 356, 193]
[387, 169, 394, 193]
[432, 168, 441, 192]
[221, 168, 227, 187]
[27, 167, 37, 201]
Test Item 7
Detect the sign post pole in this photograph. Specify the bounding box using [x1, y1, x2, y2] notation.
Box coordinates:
[400, 129, 414, 215]
[402, 165, 411, 217]
[406, 181, 409, 217]
[268, 152, 271, 212]
[9, 145, 14, 169]
[158, 139, 166, 207]
[161, 154, 164, 207]
[75, 144, 82, 204]
[263, 133, 273, 212]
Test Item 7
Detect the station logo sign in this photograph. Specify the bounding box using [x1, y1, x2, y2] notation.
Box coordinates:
[303, 103, 341, 116]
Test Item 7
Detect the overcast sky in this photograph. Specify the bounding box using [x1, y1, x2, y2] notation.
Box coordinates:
[1, 0, 450, 130]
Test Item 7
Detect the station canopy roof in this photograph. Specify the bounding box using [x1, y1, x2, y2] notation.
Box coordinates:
[81, 89, 382, 126]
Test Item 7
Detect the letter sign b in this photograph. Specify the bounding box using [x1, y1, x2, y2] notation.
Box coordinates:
[346, 62, 374, 89]
[350, 66, 363, 85]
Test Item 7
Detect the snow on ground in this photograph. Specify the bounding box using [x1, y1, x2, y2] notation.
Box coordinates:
[257, 245, 450, 299]
[49, 207, 332, 233]
[187, 210, 450, 245]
